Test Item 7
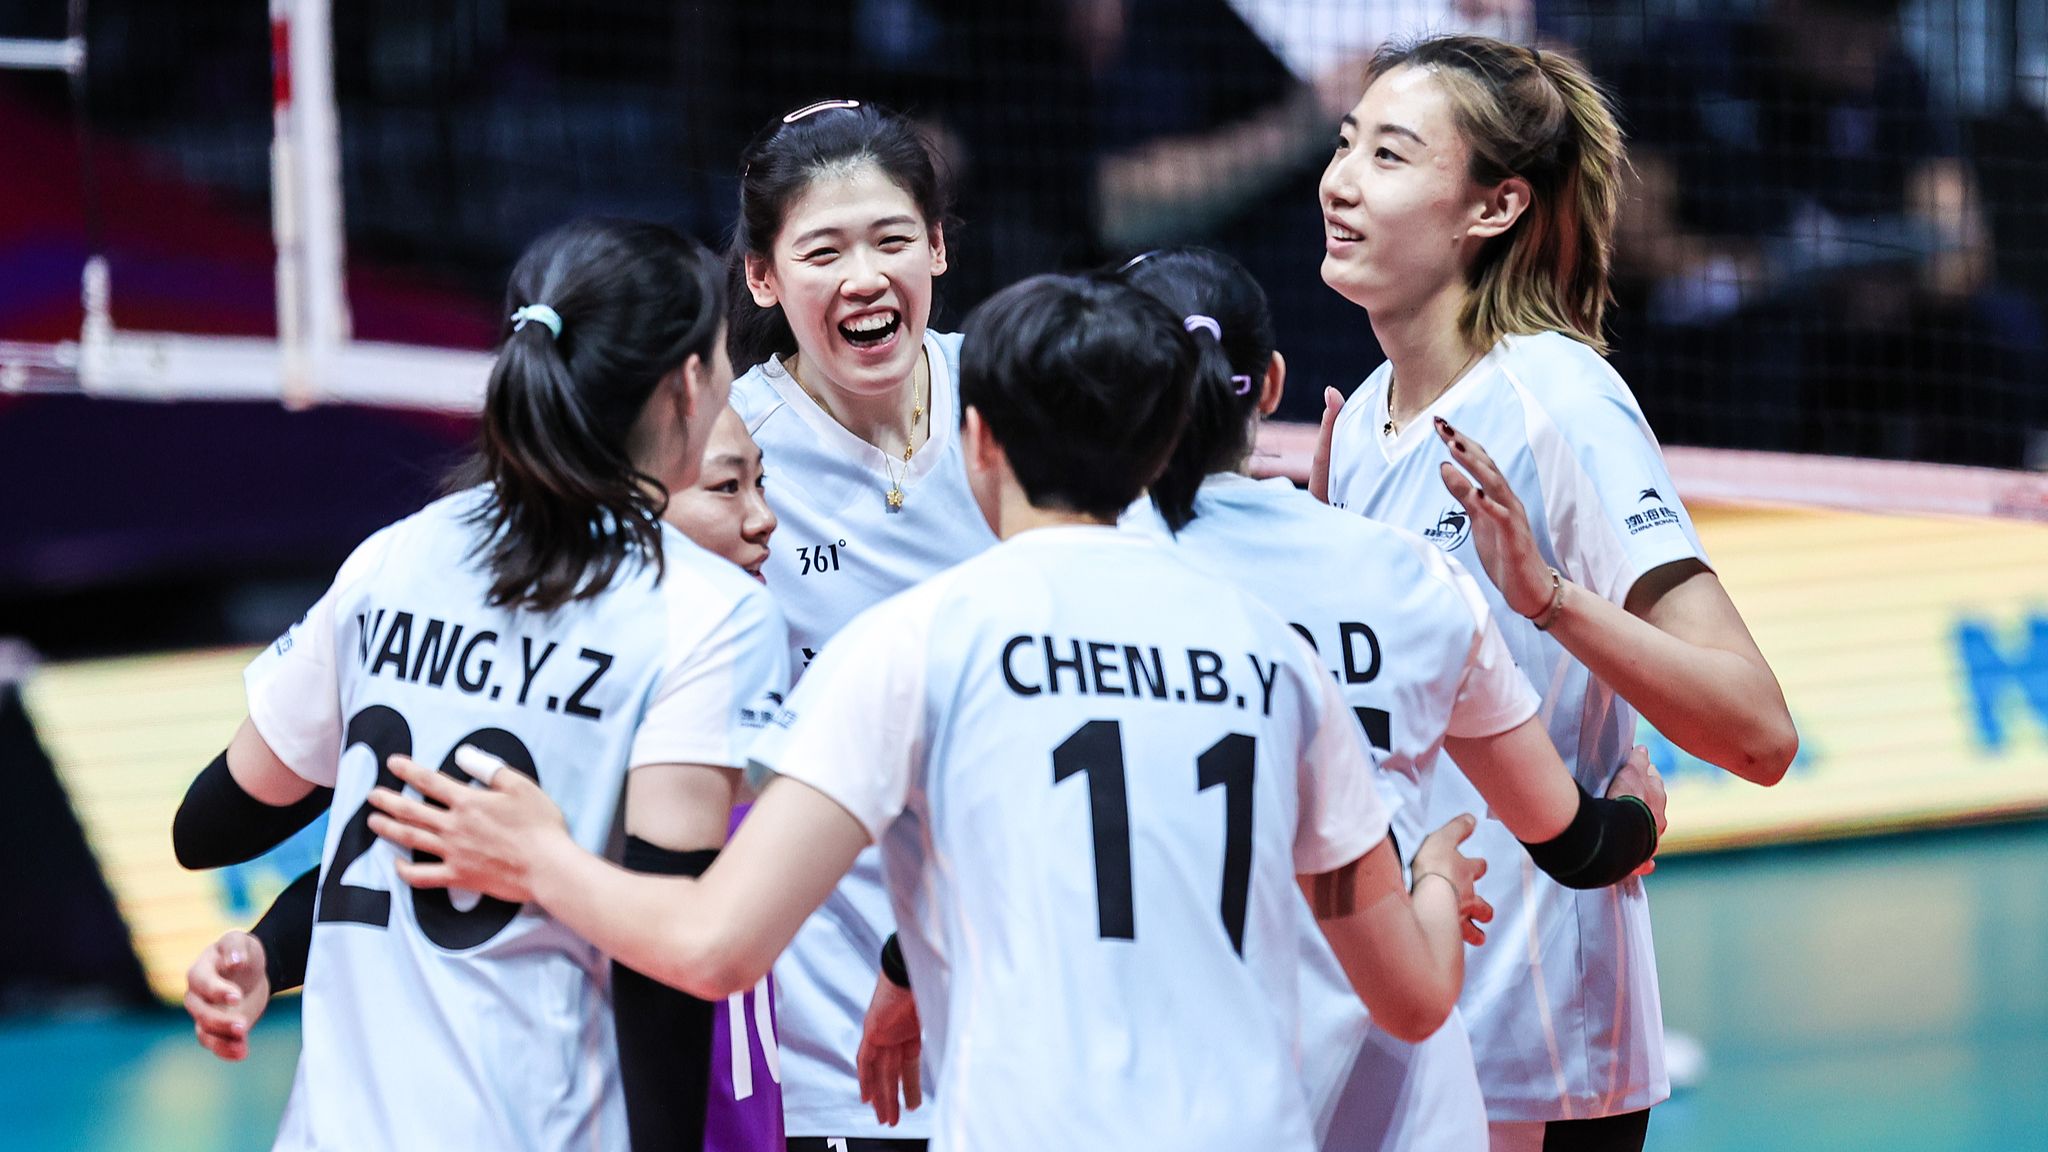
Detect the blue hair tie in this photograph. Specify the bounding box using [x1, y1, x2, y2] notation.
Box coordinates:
[511, 304, 562, 339]
[1183, 314, 1222, 340]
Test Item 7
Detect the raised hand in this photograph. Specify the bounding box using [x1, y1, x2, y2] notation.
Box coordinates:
[1433, 417, 1557, 622]
[1309, 386, 1344, 502]
[1412, 814, 1495, 946]
[1606, 744, 1668, 876]
[185, 930, 270, 1061]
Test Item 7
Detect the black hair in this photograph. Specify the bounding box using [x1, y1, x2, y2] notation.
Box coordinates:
[958, 274, 1195, 519]
[1112, 247, 1277, 531]
[726, 101, 951, 372]
[454, 217, 726, 613]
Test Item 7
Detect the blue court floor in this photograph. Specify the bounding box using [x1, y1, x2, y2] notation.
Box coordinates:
[4, 818, 2046, 1152]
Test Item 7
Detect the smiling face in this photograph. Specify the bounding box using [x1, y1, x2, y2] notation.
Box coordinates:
[746, 163, 948, 398]
[1319, 65, 1496, 316]
[662, 406, 776, 580]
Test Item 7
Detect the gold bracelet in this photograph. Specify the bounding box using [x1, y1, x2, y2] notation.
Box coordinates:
[1530, 567, 1566, 631]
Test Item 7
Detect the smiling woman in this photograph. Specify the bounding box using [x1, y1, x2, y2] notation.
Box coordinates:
[720, 100, 997, 1150]
[1306, 36, 1798, 1152]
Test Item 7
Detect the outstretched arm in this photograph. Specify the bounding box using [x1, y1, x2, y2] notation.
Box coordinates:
[367, 757, 867, 1000]
[1434, 419, 1798, 784]
[1304, 816, 1491, 1043]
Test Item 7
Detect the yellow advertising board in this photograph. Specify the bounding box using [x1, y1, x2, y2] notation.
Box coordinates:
[24, 647, 311, 1002]
[1651, 503, 2048, 851]
[19, 500, 2048, 1000]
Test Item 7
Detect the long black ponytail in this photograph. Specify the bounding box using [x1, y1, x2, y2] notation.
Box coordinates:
[727, 101, 951, 372]
[1112, 247, 1276, 531]
[456, 217, 725, 612]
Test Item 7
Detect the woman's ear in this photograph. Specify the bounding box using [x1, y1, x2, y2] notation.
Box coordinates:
[1468, 175, 1533, 240]
[928, 221, 949, 278]
[677, 355, 706, 421]
[1257, 351, 1287, 417]
[744, 253, 780, 308]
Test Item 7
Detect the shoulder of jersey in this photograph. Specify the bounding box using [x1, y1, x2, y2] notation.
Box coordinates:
[1495, 331, 1648, 425]
[929, 328, 965, 370]
[728, 358, 785, 426]
[657, 523, 777, 607]
[334, 487, 490, 586]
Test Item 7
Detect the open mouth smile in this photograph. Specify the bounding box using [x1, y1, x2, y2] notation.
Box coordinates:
[839, 309, 902, 349]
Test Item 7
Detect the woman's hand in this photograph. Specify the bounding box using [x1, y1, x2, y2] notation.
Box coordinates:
[1606, 744, 1668, 877]
[1411, 814, 1494, 946]
[1309, 386, 1343, 502]
[1434, 417, 1555, 620]
[185, 930, 270, 1061]
[366, 751, 570, 904]
[857, 974, 923, 1127]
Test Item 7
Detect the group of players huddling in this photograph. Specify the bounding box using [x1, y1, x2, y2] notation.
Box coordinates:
[170, 34, 1797, 1152]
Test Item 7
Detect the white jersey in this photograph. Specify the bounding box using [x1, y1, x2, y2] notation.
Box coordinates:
[245, 489, 789, 1152]
[1325, 331, 1706, 1122]
[1127, 474, 1536, 1151]
[749, 525, 1391, 1152]
[730, 329, 996, 1137]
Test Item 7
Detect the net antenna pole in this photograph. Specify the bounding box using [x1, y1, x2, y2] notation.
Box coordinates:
[271, 0, 351, 410]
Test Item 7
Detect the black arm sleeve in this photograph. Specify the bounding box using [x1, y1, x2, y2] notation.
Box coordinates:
[172, 750, 332, 870]
[251, 867, 319, 992]
[614, 836, 721, 1152]
[1518, 782, 1659, 890]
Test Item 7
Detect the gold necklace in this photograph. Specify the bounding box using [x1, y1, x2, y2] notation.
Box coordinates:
[789, 353, 927, 511]
[1385, 346, 1483, 437]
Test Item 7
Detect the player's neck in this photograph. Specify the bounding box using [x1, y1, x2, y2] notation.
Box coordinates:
[988, 475, 1113, 540]
[786, 349, 932, 460]
[1371, 283, 1485, 430]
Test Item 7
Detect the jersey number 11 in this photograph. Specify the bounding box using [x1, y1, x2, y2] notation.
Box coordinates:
[1053, 720, 1255, 956]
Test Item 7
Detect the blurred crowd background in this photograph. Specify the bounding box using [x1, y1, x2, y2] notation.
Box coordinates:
[0, 0, 2043, 660]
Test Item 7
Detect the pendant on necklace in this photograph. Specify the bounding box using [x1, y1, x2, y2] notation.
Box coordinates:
[886, 486, 905, 512]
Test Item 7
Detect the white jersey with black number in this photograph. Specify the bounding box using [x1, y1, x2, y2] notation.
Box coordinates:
[1326, 331, 1706, 1122]
[729, 329, 996, 1138]
[749, 526, 1390, 1152]
[1127, 474, 1537, 1152]
[244, 488, 790, 1152]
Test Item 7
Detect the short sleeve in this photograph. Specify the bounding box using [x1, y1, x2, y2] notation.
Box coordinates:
[243, 524, 400, 786]
[1508, 362, 1709, 607]
[1292, 634, 1392, 876]
[1433, 554, 1541, 739]
[628, 584, 792, 771]
[745, 595, 933, 844]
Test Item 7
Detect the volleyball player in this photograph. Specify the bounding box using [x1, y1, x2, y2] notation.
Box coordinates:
[722, 98, 996, 1151]
[173, 218, 790, 1152]
[365, 271, 1493, 1152]
[1308, 38, 1798, 1151]
[1118, 246, 1668, 1151]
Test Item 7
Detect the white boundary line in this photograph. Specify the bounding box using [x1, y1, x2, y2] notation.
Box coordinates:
[1246, 420, 2048, 523]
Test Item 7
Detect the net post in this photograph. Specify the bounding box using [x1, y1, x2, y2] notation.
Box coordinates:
[271, 0, 350, 410]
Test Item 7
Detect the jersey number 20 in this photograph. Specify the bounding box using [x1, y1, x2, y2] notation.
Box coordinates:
[317, 704, 541, 951]
[1053, 720, 1255, 956]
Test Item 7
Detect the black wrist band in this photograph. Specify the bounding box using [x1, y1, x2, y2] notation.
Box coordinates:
[1518, 781, 1658, 890]
[621, 835, 719, 878]
[880, 933, 911, 989]
[251, 867, 319, 992]
[173, 750, 332, 870]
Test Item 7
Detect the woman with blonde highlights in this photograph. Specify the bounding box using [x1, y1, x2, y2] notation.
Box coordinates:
[1310, 36, 1796, 1152]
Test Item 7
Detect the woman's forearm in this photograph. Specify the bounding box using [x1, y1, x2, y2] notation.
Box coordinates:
[524, 834, 755, 1000]
[1547, 576, 1797, 785]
